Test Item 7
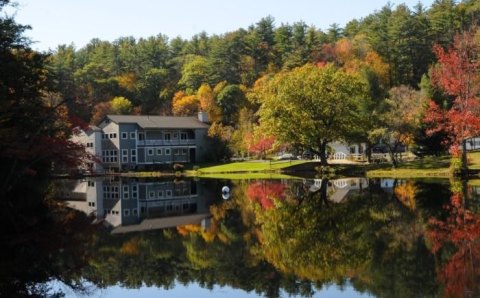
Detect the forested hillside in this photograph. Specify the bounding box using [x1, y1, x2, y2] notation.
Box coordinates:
[46, 0, 480, 160]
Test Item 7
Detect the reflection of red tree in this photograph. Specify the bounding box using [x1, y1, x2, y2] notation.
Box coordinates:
[247, 181, 285, 209]
[427, 191, 480, 297]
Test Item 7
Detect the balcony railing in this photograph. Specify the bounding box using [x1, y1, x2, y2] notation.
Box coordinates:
[137, 139, 196, 146]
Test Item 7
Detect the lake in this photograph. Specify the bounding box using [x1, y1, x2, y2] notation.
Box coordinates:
[2, 176, 480, 297]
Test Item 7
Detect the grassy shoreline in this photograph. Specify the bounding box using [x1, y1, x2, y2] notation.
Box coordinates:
[113, 152, 480, 179]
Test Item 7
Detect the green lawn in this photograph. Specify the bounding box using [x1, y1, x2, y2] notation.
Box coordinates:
[366, 152, 480, 178]
[186, 152, 480, 179]
[189, 160, 307, 175]
[193, 172, 301, 180]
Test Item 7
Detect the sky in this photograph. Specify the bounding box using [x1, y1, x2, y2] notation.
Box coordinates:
[6, 0, 435, 52]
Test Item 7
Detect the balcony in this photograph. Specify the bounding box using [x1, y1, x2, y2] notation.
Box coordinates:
[137, 139, 196, 146]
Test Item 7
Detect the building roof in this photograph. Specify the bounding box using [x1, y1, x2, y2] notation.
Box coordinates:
[105, 115, 209, 129]
[111, 213, 211, 234]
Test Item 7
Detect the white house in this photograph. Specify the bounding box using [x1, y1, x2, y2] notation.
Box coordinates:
[71, 126, 103, 172]
[328, 142, 367, 161]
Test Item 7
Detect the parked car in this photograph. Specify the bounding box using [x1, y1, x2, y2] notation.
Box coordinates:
[277, 153, 297, 160]
[301, 150, 314, 159]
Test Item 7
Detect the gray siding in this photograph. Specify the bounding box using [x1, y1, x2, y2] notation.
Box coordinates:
[194, 128, 209, 162]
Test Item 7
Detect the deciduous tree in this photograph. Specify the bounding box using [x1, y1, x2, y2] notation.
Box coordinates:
[257, 64, 369, 166]
[111, 96, 133, 114]
[424, 28, 480, 172]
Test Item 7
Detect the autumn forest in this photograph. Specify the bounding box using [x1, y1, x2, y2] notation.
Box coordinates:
[2, 0, 480, 296]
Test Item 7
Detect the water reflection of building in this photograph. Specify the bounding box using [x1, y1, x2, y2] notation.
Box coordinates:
[55, 178, 216, 234]
[304, 178, 396, 203]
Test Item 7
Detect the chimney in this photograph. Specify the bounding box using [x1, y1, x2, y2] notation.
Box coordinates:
[198, 111, 209, 123]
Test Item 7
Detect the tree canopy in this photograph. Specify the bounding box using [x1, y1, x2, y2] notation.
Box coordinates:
[257, 64, 369, 165]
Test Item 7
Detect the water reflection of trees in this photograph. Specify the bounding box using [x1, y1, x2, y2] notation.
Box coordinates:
[6, 178, 480, 297]
[0, 196, 100, 297]
[426, 180, 480, 297]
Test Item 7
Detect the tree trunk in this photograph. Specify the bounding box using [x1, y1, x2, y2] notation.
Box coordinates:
[461, 139, 468, 173]
[318, 140, 328, 166]
[388, 142, 400, 168]
[366, 141, 372, 163]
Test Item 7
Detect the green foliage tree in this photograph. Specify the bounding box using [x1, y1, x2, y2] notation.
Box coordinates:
[216, 84, 247, 124]
[257, 64, 369, 166]
[178, 54, 209, 91]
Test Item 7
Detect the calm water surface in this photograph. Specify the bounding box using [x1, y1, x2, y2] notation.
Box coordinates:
[3, 176, 480, 297]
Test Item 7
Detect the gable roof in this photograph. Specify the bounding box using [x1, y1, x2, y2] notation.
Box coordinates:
[105, 115, 209, 129]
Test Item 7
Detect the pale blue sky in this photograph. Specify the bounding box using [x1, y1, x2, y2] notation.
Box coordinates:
[7, 0, 435, 52]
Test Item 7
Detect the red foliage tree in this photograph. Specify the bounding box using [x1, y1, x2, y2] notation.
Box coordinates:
[245, 133, 275, 159]
[424, 28, 480, 171]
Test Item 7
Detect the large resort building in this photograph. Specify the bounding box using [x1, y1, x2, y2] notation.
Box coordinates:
[73, 112, 210, 172]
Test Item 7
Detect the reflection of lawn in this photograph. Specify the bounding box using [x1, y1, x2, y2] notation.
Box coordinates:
[193, 160, 307, 174]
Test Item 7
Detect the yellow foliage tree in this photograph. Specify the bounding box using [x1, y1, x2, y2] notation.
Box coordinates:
[172, 91, 199, 116]
[111, 96, 133, 114]
[197, 83, 222, 122]
[116, 73, 137, 92]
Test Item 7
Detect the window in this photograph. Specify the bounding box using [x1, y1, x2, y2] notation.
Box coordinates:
[88, 181, 95, 187]
[149, 191, 155, 199]
[138, 132, 145, 140]
[124, 209, 130, 217]
[109, 133, 116, 139]
[147, 148, 154, 156]
[121, 132, 127, 139]
[158, 190, 164, 198]
[164, 133, 171, 140]
[131, 149, 137, 163]
[88, 201, 96, 207]
[122, 149, 128, 163]
[130, 132, 136, 139]
[132, 185, 138, 199]
[103, 184, 119, 199]
[103, 150, 118, 163]
[132, 208, 138, 216]
[166, 190, 172, 197]
[86, 142, 94, 148]
[123, 185, 129, 199]
[180, 132, 188, 140]
[173, 133, 178, 139]
[181, 148, 188, 155]
[156, 148, 162, 155]
[165, 148, 171, 155]
[173, 148, 180, 155]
